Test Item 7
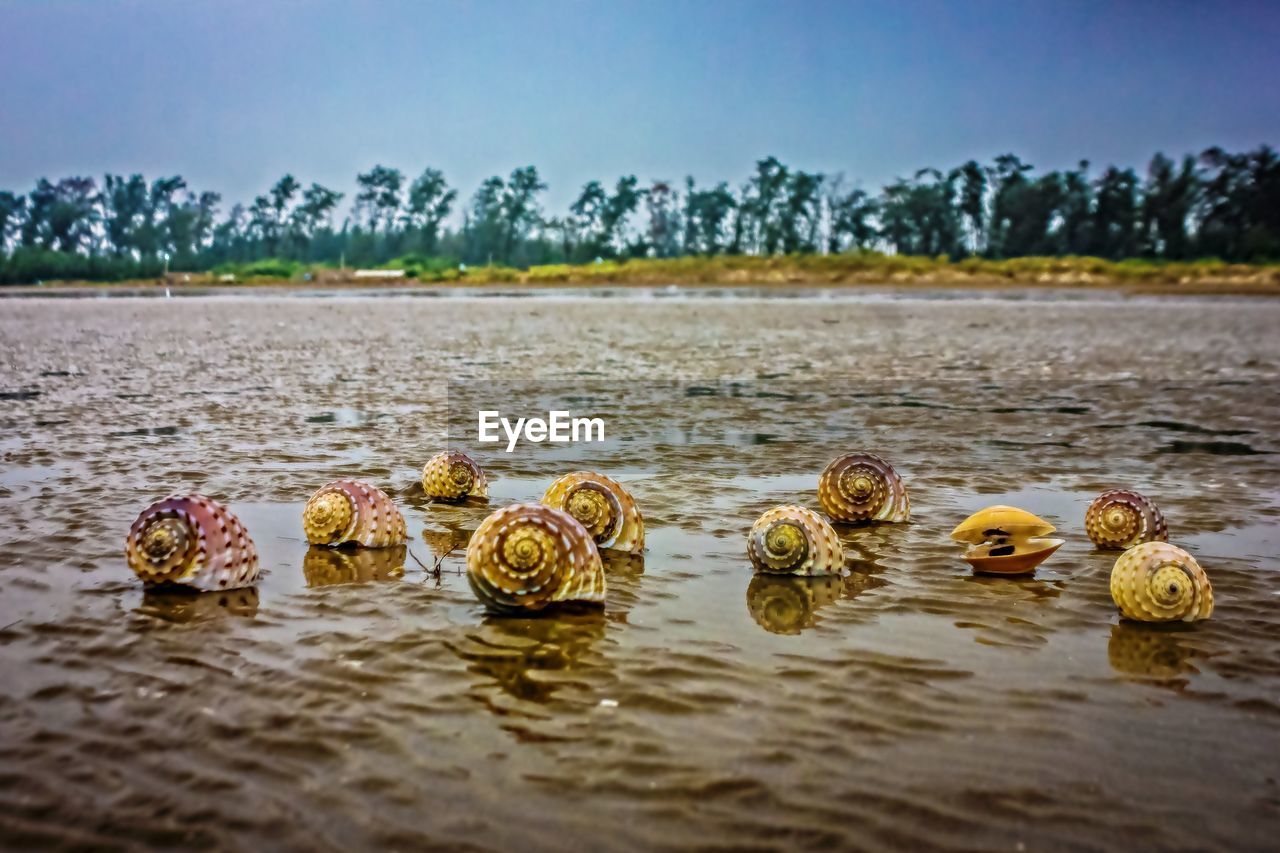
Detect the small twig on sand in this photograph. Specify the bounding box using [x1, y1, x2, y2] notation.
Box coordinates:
[1, 619, 23, 632]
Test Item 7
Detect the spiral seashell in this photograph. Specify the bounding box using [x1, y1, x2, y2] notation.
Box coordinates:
[818, 453, 910, 523]
[303, 480, 406, 548]
[746, 573, 844, 634]
[422, 451, 488, 502]
[1085, 489, 1167, 550]
[747, 505, 844, 575]
[125, 495, 259, 591]
[1110, 542, 1213, 623]
[466, 503, 606, 613]
[541, 471, 644, 553]
[303, 544, 407, 587]
[950, 505, 1063, 575]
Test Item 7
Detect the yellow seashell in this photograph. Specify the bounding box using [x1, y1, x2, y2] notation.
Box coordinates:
[466, 503, 606, 613]
[747, 505, 844, 575]
[303, 544, 407, 587]
[950, 505, 1056, 543]
[951, 505, 1062, 575]
[1110, 542, 1213, 623]
[125, 495, 259, 591]
[303, 480, 406, 548]
[542, 471, 644, 554]
[818, 453, 910, 523]
[422, 451, 488, 502]
[1085, 489, 1167, 550]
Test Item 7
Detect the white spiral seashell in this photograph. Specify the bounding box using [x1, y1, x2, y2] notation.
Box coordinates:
[747, 505, 844, 575]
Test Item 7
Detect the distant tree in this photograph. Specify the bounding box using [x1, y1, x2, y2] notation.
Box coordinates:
[403, 168, 456, 255]
[354, 165, 404, 232]
[0, 191, 27, 254]
[500, 166, 547, 264]
[1091, 166, 1140, 259]
[645, 180, 680, 258]
[1140, 153, 1198, 259]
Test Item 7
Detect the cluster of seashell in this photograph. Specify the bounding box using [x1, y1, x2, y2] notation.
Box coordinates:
[747, 453, 909, 576]
[123, 448, 1218, 629]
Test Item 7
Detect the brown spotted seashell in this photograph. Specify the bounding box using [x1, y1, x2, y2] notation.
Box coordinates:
[818, 453, 910, 523]
[466, 503, 606, 613]
[1110, 542, 1213, 623]
[422, 451, 488, 501]
[747, 505, 844, 575]
[303, 480, 406, 548]
[125, 495, 259, 591]
[541, 471, 644, 554]
[1085, 490, 1167, 550]
[303, 544, 407, 587]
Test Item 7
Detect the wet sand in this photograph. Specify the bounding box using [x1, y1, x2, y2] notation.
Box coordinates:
[1, 289, 1278, 850]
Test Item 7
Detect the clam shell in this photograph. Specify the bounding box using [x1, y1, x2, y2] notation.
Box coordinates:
[542, 471, 644, 553]
[125, 495, 259, 591]
[1110, 542, 1213, 623]
[818, 453, 910, 523]
[1085, 489, 1167, 550]
[951, 505, 1056, 544]
[962, 537, 1065, 575]
[303, 480, 406, 548]
[466, 503, 606, 613]
[747, 505, 844, 575]
[422, 451, 488, 501]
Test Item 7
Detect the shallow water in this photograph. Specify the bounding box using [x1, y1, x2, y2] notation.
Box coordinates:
[1, 289, 1278, 850]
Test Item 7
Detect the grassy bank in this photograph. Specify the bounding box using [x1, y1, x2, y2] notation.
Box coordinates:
[8, 252, 1280, 292]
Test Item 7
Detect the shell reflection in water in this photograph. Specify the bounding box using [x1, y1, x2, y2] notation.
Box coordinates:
[453, 612, 607, 705]
[542, 471, 644, 554]
[422, 528, 471, 559]
[747, 505, 844, 575]
[303, 544, 407, 587]
[818, 453, 910, 523]
[138, 587, 261, 624]
[746, 574, 844, 634]
[303, 480, 407, 548]
[1107, 622, 1200, 681]
[422, 451, 488, 502]
[950, 505, 1064, 575]
[466, 503, 607, 613]
[1085, 489, 1168, 550]
[125, 495, 259, 591]
[1110, 541, 1213, 623]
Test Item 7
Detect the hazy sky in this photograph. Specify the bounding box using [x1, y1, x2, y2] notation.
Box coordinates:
[2, 0, 1278, 213]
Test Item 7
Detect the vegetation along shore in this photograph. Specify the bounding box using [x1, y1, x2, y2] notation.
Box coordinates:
[1, 147, 1277, 289]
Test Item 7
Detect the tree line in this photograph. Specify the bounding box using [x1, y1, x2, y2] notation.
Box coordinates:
[1, 145, 1277, 283]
